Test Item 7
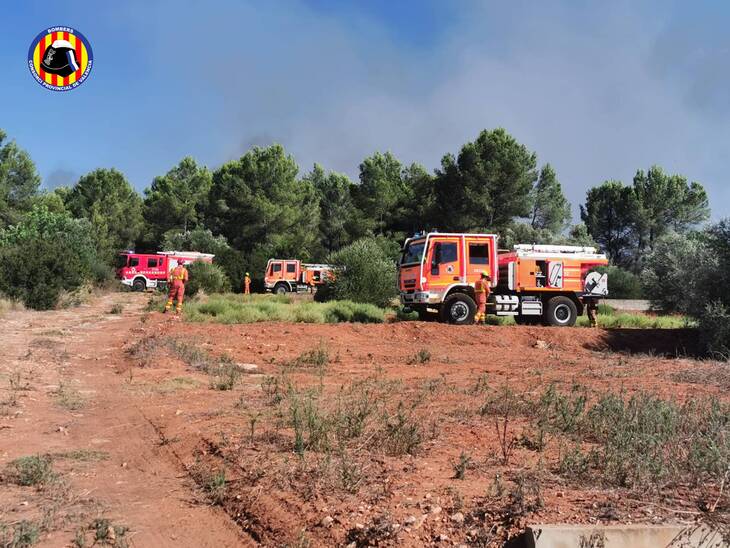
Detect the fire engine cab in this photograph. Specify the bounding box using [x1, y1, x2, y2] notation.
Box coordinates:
[398, 232, 608, 326]
[264, 259, 333, 294]
[116, 251, 214, 291]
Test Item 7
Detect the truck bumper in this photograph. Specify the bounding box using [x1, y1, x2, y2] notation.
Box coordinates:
[400, 291, 439, 305]
[120, 279, 133, 287]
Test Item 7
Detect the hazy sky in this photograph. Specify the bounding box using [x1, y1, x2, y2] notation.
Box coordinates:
[3, 1, 729, 219]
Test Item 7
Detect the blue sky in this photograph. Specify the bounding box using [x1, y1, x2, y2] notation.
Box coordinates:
[3, 0, 729, 218]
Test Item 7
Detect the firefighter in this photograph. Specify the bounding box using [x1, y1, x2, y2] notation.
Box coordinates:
[165, 263, 189, 314]
[587, 301, 598, 328]
[474, 271, 491, 324]
[243, 272, 251, 295]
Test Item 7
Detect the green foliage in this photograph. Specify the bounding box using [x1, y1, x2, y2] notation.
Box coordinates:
[0, 129, 41, 228]
[143, 157, 212, 245]
[0, 207, 98, 309]
[4, 454, 55, 486]
[185, 294, 384, 324]
[632, 166, 709, 250]
[699, 302, 730, 359]
[0, 520, 40, 548]
[185, 262, 231, 297]
[434, 128, 537, 233]
[65, 168, 143, 259]
[642, 232, 716, 315]
[582, 167, 709, 270]
[204, 144, 320, 267]
[305, 164, 363, 256]
[581, 180, 638, 267]
[530, 164, 571, 233]
[595, 265, 643, 299]
[323, 237, 398, 308]
[161, 226, 244, 290]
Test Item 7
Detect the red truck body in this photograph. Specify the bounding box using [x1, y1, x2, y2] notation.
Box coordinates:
[115, 251, 214, 291]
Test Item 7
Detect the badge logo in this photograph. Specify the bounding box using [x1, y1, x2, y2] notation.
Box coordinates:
[28, 26, 93, 91]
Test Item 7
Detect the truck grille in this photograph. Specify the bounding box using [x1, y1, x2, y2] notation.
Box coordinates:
[403, 279, 416, 289]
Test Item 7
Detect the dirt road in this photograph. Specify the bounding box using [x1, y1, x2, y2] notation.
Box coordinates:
[0, 292, 723, 547]
[0, 293, 251, 547]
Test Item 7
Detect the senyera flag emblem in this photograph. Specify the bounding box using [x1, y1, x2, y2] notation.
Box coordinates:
[28, 26, 93, 91]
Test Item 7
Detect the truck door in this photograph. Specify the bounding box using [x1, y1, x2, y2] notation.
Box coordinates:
[547, 261, 564, 288]
[285, 261, 298, 281]
[269, 261, 283, 280]
[427, 239, 461, 291]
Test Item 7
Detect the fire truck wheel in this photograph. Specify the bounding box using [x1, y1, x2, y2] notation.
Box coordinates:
[545, 296, 577, 327]
[132, 278, 146, 292]
[440, 293, 476, 325]
[274, 283, 289, 295]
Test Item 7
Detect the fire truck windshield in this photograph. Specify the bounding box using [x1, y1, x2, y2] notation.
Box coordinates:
[115, 255, 128, 269]
[401, 241, 425, 265]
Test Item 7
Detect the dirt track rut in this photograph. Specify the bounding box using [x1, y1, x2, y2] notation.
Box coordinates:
[0, 293, 252, 547]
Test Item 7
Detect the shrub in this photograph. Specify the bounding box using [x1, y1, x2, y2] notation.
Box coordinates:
[596, 265, 643, 299]
[320, 238, 398, 308]
[4, 454, 55, 486]
[699, 302, 730, 359]
[642, 232, 716, 314]
[0, 207, 98, 310]
[185, 262, 231, 297]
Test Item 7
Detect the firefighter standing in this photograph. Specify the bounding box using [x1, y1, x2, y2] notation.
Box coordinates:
[587, 301, 598, 328]
[474, 271, 491, 324]
[165, 263, 189, 314]
[243, 272, 251, 295]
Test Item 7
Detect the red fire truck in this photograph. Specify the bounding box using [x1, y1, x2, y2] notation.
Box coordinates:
[116, 251, 214, 291]
[264, 259, 333, 294]
[398, 232, 608, 326]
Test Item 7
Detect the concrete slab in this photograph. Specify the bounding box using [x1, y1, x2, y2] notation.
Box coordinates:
[525, 523, 725, 548]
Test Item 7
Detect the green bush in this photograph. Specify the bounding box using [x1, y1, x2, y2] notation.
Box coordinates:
[184, 294, 385, 324]
[0, 207, 98, 309]
[642, 232, 716, 315]
[596, 265, 643, 299]
[320, 237, 398, 308]
[185, 262, 231, 297]
[699, 302, 730, 359]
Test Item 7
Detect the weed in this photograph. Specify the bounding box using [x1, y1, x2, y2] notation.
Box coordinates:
[4, 455, 55, 486]
[208, 360, 241, 391]
[407, 348, 431, 365]
[0, 520, 40, 548]
[205, 471, 227, 505]
[481, 385, 522, 465]
[453, 451, 472, 480]
[338, 450, 364, 493]
[470, 373, 490, 395]
[53, 382, 85, 410]
[91, 518, 129, 547]
[381, 402, 422, 456]
[184, 294, 385, 324]
[262, 375, 286, 405]
[108, 303, 123, 314]
[507, 472, 543, 516]
[51, 450, 109, 462]
[287, 341, 330, 369]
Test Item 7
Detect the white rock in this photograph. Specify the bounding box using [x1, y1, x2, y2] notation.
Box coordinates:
[321, 516, 334, 527]
[450, 512, 464, 524]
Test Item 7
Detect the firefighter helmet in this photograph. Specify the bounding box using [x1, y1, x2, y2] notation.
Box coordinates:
[40, 40, 79, 77]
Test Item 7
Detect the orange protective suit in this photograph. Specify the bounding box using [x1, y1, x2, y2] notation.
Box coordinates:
[474, 276, 491, 324]
[165, 265, 189, 314]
